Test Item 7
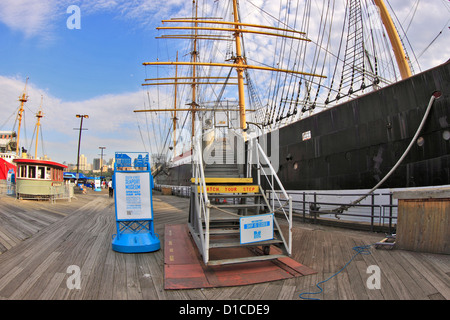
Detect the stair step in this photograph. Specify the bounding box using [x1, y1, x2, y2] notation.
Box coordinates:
[207, 254, 288, 266]
[204, 172, 239, 177]
[207, 219, 281, 232]
[209, 229, 240, 235]
[209, 238, 283, 249]
[204, 165, 238, 169]
[209, 194, 263, 198]
[212, 203, 265, 209]
[191, 177, 252, 184]
[197, 185, 259, 194]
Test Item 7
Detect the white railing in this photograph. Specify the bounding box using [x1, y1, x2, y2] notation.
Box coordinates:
[192, 136, 211, 264]
[249, 138, 293, 255]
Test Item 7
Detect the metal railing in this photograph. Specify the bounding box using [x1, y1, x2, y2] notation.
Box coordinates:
[248, 138, 293, 256]
[190, 136, 211, 264]
[267, 190, 397, 233]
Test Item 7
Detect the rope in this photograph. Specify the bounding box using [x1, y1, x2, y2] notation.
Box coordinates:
[332, 91, 440, 217]
[299, 244, 373, 300]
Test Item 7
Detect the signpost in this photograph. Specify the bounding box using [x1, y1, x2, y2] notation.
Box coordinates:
[111, 152, 160, 253]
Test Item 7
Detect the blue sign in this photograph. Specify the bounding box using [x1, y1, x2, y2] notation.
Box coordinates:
[111, 151, 160, 253]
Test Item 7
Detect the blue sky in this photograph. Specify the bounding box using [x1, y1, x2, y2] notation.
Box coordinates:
[0, 0, 448, 166]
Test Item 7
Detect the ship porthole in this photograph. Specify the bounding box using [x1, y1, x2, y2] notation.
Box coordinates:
[416, 136, 425, 147]
[293, 162, 299, 170]
[443, 130, 450, 141]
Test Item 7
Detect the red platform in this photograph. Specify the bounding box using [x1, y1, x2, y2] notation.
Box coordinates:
[164, 224, 316, 290]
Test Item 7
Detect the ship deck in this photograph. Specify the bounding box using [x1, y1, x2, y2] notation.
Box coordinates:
[0, 190, 449, 301]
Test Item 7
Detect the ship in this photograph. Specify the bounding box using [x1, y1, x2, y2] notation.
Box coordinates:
[0, 80, 71, 200]
[134, 0, 449, 265]
[137, 0, 449, 193]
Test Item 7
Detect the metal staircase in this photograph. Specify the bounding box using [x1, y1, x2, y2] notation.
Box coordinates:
[188, 132, 292, 266]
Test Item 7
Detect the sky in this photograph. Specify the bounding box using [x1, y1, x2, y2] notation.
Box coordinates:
[0, 0, 449, 166]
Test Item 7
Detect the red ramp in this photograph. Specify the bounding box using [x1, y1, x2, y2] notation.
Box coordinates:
[164, 224, 316, 290]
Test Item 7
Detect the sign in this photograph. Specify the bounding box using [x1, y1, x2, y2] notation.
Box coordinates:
[197, 185, 259, 194]
[115, 171, 152, 220]
[302, 130, 311, 141]
[240, 213, 274, 244]
[94, 177, 101, 191]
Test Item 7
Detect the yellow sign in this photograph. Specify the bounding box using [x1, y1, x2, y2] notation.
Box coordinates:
[197, 185, 259, 194]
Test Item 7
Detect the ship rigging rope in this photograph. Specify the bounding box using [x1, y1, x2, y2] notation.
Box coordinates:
[332, 91, 442, 217]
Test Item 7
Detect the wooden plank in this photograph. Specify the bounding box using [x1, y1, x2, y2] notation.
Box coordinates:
[396, 198, 450, 254]
[9, 251, 61, 299]
[278, 284, 296, 300]
[0, 192, 449, 301]
[96, 243, 116, 300]
[37, 272, 66, 300]
[397, 250, 450, 299]
[135, 253, 160, 300]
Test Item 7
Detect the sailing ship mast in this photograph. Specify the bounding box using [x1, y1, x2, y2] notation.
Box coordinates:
[373, 0, 412, 79]
[191, 0, 199, 137]
[34, 95, 44, 159]
[173, 51, 179, 152]
[137, 0, 412, 153]
[137, 0, 323, 136]
[231, 0, 247, 131]
[16, 78, 29, 156]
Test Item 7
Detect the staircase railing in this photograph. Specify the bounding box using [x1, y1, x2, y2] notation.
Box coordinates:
[249, 138, 293, 256]
[190, 136, 211, 264]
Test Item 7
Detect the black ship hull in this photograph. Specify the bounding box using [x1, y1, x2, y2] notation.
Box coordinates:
[156, 61, 450, 191]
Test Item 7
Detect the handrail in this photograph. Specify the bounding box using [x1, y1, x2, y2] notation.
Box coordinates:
[251, 139, 292, 255]
[256, 142, 290, 201]
[192, 136, 210, 264]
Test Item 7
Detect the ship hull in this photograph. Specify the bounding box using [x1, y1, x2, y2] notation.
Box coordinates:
[155, 61, 450, 191]
[276, 60, 450, 190]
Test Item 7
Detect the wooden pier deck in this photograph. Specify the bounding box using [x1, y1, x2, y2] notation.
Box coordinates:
[0, 190, 449, 301]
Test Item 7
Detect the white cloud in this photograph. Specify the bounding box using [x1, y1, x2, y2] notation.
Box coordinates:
[0, 0, 189, 42]
[0, 0, 68, 40]
[0, 75, 172, 164]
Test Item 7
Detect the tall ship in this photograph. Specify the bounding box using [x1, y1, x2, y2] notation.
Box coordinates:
[133, 0, 449, 265]
[137, 0, 449, 193]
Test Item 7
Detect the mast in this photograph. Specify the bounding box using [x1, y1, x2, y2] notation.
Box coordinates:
[139, 1, 324, 139]
[232, 0, 247, 131]
[173, 51, 179, 153]
[34, 95, 44, 159]
[16, 77, 29, 156]
[373, 0, 412, 79]
[191, 0, 198, 137]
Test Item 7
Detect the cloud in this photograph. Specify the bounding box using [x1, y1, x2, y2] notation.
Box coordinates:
[0, 0, 69, 40]
[0, 0, 189, 42]
[0, 75, 172, 164]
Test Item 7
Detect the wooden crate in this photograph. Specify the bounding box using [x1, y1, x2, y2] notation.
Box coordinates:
[393, 187, 450, 254]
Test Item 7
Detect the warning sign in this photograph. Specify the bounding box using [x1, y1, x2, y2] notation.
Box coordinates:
[197, 185, 259, 194]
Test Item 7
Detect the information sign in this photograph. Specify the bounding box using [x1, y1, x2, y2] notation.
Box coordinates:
[115, 172, 152, 220]
[240, 213, 274, 244]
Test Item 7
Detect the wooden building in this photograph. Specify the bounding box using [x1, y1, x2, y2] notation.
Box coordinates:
[13, 158, 68, 200]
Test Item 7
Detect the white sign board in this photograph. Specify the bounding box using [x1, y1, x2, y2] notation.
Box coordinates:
[240, 214, 274, 244]
[302, 130, 311, 141]
[115, 172, 152, 220]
